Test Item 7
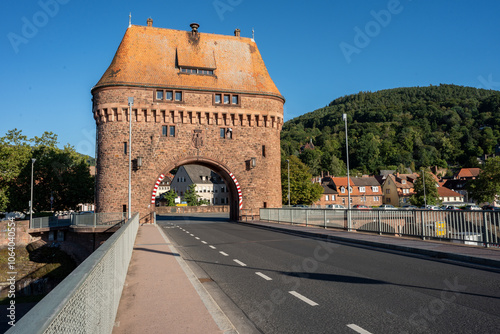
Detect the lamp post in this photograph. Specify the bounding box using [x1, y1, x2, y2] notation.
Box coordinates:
[286, 159, 290, 207]
[422, 168, 427, 207]
[128, 97, 134, 219]
[343, 114, 352, 230]
[30, 158, 36, 226]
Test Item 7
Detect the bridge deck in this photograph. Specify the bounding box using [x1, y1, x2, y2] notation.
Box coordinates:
[112, 224, 225, 334]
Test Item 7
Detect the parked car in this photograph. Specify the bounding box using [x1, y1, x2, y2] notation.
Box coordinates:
[482, 205, 500, 211]
[326, 204, 346, 209]
[377, 204, 396, 210]
[402, 205, 418, 210]
[463, 205, 481, 211]
[352, 204, 371, 210]
[446, 206, 461, 210]
[292, 204, 308, 208]
[421, 205, 439, 210]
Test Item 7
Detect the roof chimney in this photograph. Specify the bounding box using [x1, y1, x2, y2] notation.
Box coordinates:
[234, 28, 241, 37]
[190, 22, 200, 35]
[147, 18, 153, 27]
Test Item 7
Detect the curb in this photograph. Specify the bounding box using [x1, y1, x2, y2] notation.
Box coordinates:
[237, 221, 500, 270]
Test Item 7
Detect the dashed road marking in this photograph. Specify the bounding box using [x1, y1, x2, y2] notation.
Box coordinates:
[233, 259, 247, 267]
[347, 324, 373, 334]
[209, 245, 216, 249]
[195, 237, 200, 240]
[202, 241, 207, 244]
[255, 272, 272, 281]
[288, 291, 318, 306]
[219, 251, 229, 256]
[190, 234, 194, 236]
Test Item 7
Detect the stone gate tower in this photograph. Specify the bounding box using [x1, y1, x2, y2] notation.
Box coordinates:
[92, 20, 284, 220]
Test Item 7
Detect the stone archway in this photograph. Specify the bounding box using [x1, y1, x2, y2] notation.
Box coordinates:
[151, 157, 242, 221]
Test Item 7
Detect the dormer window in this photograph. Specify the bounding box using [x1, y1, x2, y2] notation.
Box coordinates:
[341, 187, 345, 194]
[359, 187, 365, 193]
[180, 67, 214, 75]
[402, 180, 406, 184]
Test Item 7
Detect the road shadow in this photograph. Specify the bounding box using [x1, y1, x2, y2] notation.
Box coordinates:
[157, 214, 230, 223]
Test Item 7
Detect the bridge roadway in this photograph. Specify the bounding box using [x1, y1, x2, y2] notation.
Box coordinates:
[151, 213, 500, 334]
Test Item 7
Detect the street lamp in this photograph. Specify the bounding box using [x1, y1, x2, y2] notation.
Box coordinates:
[128, 97, 134, 219]
[343, 114, 352, 230]
[422, 168, 427, 207]
[30, 158, 36, 226]
[286, 159, 290, 207]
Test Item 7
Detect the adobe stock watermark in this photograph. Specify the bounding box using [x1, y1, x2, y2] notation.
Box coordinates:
[7, 0, 71, 54]
[407, 277, 466, 333]
[339, 0, 411, 64]
[249, 238, 338, 324]
[213, 0, 243, 21]
[76, 127, 96, 158]
[6, 218, 18, 327]
[478, 74, 500, 90]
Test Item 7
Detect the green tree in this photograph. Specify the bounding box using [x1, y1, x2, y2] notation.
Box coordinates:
[298, 148, 322, 176]
[467, 157, 500, 203]
[183, 184, 200, 206]
[410, 169, 441, 207]
[282, 156, 323, 205]
[162, 189, 177, 206]
[1, 129, 94, 213]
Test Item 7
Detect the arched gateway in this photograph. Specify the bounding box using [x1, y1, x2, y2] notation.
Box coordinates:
[92, 20, 284, 221]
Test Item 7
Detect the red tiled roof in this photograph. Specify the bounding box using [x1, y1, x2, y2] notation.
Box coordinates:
[93, 25, 283, 99]
[438, 187, 463, 198]
[457, 168, 481, 179]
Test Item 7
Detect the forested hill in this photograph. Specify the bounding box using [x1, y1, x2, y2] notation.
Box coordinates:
[281, 84, 500, 176]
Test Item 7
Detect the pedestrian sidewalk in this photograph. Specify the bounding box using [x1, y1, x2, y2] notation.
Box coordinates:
[112, 224, 233, 334]
[240, 220, 500, 269]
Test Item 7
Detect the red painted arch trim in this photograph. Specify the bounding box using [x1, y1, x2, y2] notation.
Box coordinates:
[229, 172, 242, 210]
[151, 174, 165, 204]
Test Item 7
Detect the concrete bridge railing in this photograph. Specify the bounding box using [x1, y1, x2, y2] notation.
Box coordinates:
[7, 213, 139, 334]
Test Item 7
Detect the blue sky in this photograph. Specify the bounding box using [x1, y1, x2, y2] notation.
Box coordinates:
[2, 0, 499, 157]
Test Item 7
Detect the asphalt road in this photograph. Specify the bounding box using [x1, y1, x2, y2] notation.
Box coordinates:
[158, 213, 500, 334]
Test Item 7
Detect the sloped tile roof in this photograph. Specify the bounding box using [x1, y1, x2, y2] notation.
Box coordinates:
[93, 25, 283, 99]
[457, 168, 481, 179]
[438, 186, 463, 198]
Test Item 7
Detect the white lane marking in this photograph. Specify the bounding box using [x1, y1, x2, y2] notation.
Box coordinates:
[190, 234, 194, 236]
[233, 259, 247, 267]
[347, 324, 373, 334]
[209, 245, 216, 249]
[219, 251, 229, 256]
[202, 241, 207, 244]
[288, 291, 318, 306]
[255, 272, 272, 281]
[195, 237, 200, 240]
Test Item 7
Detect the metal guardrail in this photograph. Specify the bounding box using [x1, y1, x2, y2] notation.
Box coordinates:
[30, 212, 127, 229]
[8, 213, 140, 334]
[260, 208, 500, 248]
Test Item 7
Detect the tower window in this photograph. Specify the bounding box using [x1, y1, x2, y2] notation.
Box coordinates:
[215, 94, 221, 104]
[175, 92, 182, 101]
[232, 95, 238, 104]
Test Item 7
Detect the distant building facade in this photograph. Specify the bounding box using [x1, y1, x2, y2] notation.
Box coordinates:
[170, 165, 229, 205]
